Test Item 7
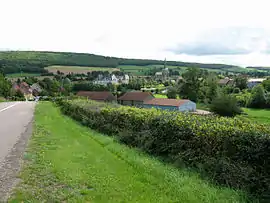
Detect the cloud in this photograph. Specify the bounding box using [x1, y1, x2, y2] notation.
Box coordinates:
[167, 27, 270, 56]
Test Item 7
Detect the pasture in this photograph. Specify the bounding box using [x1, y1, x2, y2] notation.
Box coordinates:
[240, 108, 270, 124]
[6, 73, 41, 78]
[45, 65, 120, 75]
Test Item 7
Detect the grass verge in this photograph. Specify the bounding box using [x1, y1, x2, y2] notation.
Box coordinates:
[10, 102, 250, 202]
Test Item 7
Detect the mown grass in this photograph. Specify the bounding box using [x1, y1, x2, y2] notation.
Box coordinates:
[10, 102, 250, 202]
[154, 94, 168, 98]
[239, 108, 270, 124]
[6, 73, 41, 78]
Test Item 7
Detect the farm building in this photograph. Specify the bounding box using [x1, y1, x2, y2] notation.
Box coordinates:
[118, 91, 154, 106]
[77, 91, 116, 102]
[143, 98, 196, 112]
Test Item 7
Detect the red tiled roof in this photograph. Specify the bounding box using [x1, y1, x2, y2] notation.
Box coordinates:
[118, 91, 153, 101]
[77, 91, 115, 101]
[20, 82, 29, 88]
[144, 98, 190, 107]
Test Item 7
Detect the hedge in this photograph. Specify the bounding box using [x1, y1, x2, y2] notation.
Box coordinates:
[56, 99, 270, 200]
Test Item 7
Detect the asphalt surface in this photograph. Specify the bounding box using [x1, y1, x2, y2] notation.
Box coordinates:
[0, 101, 36, 201]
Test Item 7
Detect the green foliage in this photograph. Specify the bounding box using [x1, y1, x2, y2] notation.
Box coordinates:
[210, 93, 242, 117]
[235, 76, 248, 90]
[0, 74, 11, 98]
[166, 86, 177, 99]
[235, 92, 251, 107]
[56, 99, 270, 200]
[180, 68, 202, 102]
[249, 85, 266, 108]
[262, 79, 270, 91]
[233, 87, 241, 94]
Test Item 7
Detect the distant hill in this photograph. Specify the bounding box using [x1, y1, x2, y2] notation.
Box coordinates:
[0, 51, 243, 74]
[246, 66, 270, 71]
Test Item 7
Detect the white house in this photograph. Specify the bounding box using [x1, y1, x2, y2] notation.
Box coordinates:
[247, 78, 266, 88]
[94, 74, 130, 85]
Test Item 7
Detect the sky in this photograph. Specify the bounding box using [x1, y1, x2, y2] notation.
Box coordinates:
[1, 0, 270, 67]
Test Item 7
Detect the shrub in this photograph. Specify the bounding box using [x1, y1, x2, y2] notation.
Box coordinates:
[248, 85, 266, 108]
[233, 87, 240, 94]
[56, 99, 270, 200]
[210, 93, 242, 117]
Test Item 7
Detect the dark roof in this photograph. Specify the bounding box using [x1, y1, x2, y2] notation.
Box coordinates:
[118, 91, 153, 101]
[77, 91, 115, 101]
[144, 98, 190, 107]
[218, 78, 233, 85]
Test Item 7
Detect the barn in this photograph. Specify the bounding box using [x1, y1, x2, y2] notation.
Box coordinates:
[143, 98, 196, 112]
[118, 91, 154, 107]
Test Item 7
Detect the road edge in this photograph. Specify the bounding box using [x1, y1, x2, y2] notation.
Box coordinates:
[0, 118, 34, 201]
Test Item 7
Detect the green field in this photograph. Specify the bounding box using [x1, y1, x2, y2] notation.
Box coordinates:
[154, 94, 168, 98]
[45, 65, 120, 74]
[119, 65, 188, 76]
[10, 102, 248, 202]
[6, 73, 41, 78]
[239, 108, 270, 124]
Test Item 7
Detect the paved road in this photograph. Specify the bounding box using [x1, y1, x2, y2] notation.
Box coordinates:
[0, 101, 35, 200]
[0, 102, 35, 163]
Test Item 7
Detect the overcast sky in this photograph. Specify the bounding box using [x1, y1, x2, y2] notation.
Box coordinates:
[1, 0, 270, 67]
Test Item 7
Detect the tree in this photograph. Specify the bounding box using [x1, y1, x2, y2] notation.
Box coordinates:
[0, 74, 11, 98]
[248, 85, 266, 108]
[167, 86, 177, 99]
[262, 79, 270, 91]
[235, 76, 247, 90]
[179, 68, 202, 102]
[210, 92, 242, 117]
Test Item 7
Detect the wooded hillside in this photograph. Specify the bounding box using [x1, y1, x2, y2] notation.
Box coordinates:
[0, 51, 242, 74]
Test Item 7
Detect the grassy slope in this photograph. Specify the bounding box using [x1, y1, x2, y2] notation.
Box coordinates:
[10, 102, 248, 203]
[45, 65, 119, 73]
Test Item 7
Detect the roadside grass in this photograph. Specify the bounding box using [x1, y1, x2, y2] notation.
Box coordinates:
[6, 73, 41, 78]
[10, 102, 250, 202]
[239, 108, 270, 124]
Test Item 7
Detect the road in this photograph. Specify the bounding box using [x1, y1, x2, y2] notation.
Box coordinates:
[0, 101, 35, 200]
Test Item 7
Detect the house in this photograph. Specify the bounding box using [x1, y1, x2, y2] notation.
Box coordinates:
[247, 78, 266, 88]
[94, 74, 130, 85]
[144, 98, 196, 112]
[218, 78, 234, 86]
[118, 91, 154, 106]
[77, 91, 116, 102]
[12, 82, 34, 100]
[30, 83, 42, 96]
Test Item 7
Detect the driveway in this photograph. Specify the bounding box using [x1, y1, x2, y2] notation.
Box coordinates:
[0, 101, 36, 201]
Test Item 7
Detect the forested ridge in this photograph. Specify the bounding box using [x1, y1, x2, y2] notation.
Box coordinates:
[0, 51, 241, 74]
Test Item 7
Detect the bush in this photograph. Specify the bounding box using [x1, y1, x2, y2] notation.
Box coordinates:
[233, 87, 240, 93]
[248, 85, 266, 108]
[210, 93, 242, 117]
[56, 99, 270, 200]
[166, 86, 177, 99]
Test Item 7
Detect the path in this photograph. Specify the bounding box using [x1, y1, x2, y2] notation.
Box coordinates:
[0, 101, 36, 201]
